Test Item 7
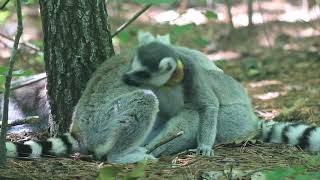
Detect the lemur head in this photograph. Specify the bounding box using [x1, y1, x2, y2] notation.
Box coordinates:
[123, 42, 184, 87]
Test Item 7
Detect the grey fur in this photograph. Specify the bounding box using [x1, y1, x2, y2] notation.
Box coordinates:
[6, 37, 319, 163]
[6, 51, 160, 163]
[0, 74, 49, 132]
[124, 41, 260, 156]
[58, 51, 160, 163]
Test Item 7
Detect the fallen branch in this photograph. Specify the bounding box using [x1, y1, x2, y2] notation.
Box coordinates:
[0, 32, 41, 52]
[147, 131, 184, 154]
[10, 73, 46, 91]
[111, 4, 152, 38]
[0, 116, 40, 128]
[0, 0, 23, 166]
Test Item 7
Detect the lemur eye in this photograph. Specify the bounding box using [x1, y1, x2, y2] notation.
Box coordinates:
[134, 71, 151, 79]
[166, 63, 173, 71]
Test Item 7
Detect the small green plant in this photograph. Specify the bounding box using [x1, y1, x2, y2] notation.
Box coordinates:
[264, 166, 320, 180]
[97, 160, 146, 180]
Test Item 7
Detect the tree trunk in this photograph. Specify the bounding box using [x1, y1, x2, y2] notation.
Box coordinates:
[247, 0, 253, 27]
[224, 0, 234, 30]
[39, 0, 114, 136]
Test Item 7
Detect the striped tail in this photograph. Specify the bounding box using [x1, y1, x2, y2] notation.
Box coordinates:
[258, 120, 320, 152]
[6, 133, 80, 158]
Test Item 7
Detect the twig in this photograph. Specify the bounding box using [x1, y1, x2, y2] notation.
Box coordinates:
[0, 116, 40, 127]
[147, 131, 184, 154]
[0, 32, 41, 52]
[111, 4, 152, 38]
[10, 73, 46, 91]
[242, 167, 271, 177]
[0, 0, 10, 10]
[0, 0, 23, 166]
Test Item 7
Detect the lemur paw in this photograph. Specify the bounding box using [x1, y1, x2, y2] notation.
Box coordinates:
[145, 154, 158, 162]
[196, 144, 214, 156]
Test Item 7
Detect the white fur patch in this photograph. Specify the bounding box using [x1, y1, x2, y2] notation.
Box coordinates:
[64, 133, 80, 152]
[286, 124, 309, 145]
[94, 140, 116, 159]
[159, 57, 176, 73]
[5, 142, 17, 157]
[270, 122, 290, 143]
[48, 138, 66, 155]
[147, 57, 177, 86]
[24, 141, 42, 158]
[308, 127, 320, 151]
[129, 56, 146, 73]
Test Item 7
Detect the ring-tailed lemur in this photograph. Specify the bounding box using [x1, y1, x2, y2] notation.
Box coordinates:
[123, 39, 320, 157]
[0, 73, 49, 132]
[5, 33, 319, 163]
[5, 52, 160, 164]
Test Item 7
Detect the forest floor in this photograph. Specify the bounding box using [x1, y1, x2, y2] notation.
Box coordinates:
[0, 3, 320, 180]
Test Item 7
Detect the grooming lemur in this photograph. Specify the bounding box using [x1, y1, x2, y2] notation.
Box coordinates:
[5, 34, 320, 163]
[123, 40, 320, 157]
[5, 51, 160, 163]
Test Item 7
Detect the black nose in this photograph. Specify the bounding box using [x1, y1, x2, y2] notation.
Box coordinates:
[122, 74, 140, 86]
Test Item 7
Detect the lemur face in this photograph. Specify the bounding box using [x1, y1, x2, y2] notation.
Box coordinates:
[123, 42, 177, 87]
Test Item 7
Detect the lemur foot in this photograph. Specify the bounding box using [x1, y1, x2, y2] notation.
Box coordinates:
[196, 144, 214, 156]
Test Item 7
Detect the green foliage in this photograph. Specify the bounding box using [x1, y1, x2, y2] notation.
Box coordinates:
[133, 0, 175, 5]
[97, 161, 146, 180]
[0, 66, 33, 92]
[204, 10, 218, 19]
[97, 166, 121, 180]
[118, 31, 130, 43]
[264, 166, 320, 180]
[173, 23, 194, 34]
[125, 161, 146, 180]
[0, 11, 10, 24]
[30, 40, 43, 50]
[241, 57, 260, 77]
[192, 37, 209, 48]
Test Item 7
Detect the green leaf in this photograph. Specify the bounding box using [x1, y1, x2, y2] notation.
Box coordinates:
[133, 0, 175, 5]
[0, 11, 10, 24]
[204, 10, 218, 19]
[30, 40, 43, 49]
[247, 69, 259, 77]
[192, 38, 209, 48]
[173, 24, 194, 34]
[0, 67, 8, 75]
[21, 0, 30, 4]
[12, 69, 33, 77]
[118, 31, 130, 43]
[97, 166, 121, 180]
[125, 161, 146, 180]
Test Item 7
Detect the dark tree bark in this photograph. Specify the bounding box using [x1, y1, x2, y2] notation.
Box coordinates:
[39, 0, 114, 136]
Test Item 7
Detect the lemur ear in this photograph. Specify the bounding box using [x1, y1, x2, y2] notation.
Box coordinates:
[138, 31, 155, 46]
[159, 57, 176, 73]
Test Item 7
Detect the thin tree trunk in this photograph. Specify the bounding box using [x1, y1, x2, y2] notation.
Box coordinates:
[39, 0, 114, 136]
[247, 0, 253, 27]
[225, 0, 234, 30]
[0, 0, 23, 165]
